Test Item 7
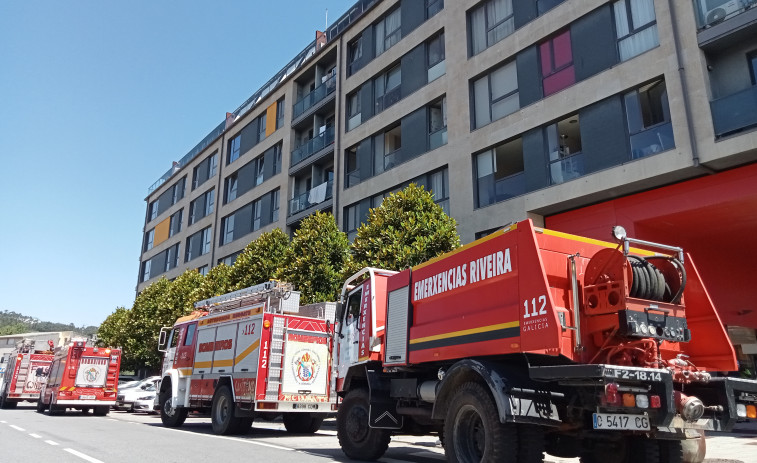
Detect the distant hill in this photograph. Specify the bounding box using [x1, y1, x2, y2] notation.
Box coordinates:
[0, 310, 98, 337]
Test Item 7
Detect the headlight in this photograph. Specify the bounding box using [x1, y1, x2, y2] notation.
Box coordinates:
[639, 323, 648, 335]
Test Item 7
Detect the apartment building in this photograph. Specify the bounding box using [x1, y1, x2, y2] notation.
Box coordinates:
[138, 0, 757, 364]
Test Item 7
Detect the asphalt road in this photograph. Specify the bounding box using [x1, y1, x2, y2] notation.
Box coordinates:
[1, 404, 755, 463]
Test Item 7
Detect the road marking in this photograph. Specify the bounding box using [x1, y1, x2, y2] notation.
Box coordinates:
[64, 448, 105, 463]
[45, 440, 59, 446]
[29, 433, 42, 438]
[10, 424, 25, 431]
[0, 420, 6, 423]
[159, 426, 294, 451]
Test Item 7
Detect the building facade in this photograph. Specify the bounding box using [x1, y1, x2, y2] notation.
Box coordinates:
[138, 0, 757, 368]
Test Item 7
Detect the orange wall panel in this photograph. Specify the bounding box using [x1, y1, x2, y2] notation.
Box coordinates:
[153, 217, 170, 247]
[265, 103, 276, 137]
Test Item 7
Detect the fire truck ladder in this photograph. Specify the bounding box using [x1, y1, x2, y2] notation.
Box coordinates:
[195, 280, 298, 314]
[266, 316, 287, 400]
[15, 357, 29, 392]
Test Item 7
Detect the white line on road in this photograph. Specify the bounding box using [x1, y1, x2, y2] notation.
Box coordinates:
[159, 426, 294, 451]
[0, 420, 5, 423]
[9, 424, 25, 431]
[64, 448, 105, 463]
[45, 440, 59, 446]
[29, 433, 42, 438]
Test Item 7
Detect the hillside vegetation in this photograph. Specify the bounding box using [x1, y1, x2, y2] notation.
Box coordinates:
[0, 310, 98, 337]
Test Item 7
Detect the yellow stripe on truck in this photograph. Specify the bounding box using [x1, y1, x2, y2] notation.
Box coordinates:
[234, 339, 260, 364]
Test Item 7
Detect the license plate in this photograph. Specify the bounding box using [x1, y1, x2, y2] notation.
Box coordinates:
[593, 413, 650, 431]
[292, 403, 318, 410]
[79, 395, 96, 400]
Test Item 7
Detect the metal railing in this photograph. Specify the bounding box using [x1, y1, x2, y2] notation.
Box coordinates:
[288, 180, 334, 216]
[291, 127, 335, 166]
[693, 0, 757, 30]
[292, 74, 337, 119]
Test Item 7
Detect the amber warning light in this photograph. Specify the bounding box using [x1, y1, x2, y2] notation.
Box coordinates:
[263, 320, 271, 329]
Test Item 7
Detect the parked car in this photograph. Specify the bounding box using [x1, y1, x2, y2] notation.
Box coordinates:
[116, 376, 160, 412]
[131, 383, 157, 414]
[118, 375, 140, 384]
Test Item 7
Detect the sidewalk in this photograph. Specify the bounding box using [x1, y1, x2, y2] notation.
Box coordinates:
[703, 421, 757, 463]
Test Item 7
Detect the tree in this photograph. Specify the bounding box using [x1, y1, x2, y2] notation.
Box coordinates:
[96, 307, 131, 362]
[278, 211, 350, 304]
[230, 228, 290, 290]
[346, 183, 460, 275]
[188, 263, 234, 304]
[122, 278, 172, 372]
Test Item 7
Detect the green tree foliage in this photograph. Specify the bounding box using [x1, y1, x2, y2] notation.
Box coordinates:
[96, 307, 132, 363]
[346, 184, 460, 275]
[188, 263, 234, 304]
[122, 278, 172, 371]
[278, 212, 350, 304]
[230, 228, 290, 290]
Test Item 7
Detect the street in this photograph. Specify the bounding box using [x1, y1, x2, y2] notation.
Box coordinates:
[1, 405, 755, 463]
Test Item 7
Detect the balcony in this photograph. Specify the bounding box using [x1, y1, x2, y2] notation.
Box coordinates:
[711, 84, 757, 138]
[288, 180, 333, 217]
[477, 173, 526, 208]
[696, 0, 757, 49]
[549, 152, 585, 185]
[429, 128, 447, 151]
[291, 127, 335, 167]
[375, 86, 401, 113]
[292, 74, 336, 120]
[630, 122, 675, 159]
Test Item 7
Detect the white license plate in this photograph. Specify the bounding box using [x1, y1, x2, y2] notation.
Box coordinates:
[79, 395, 96, 400]
[292, 403, 319, 410]
[593, 413, 650, 430]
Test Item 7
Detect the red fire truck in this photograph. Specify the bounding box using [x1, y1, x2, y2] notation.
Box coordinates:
[0, 340, 54, 408]
[37, 339, 121, 416]
[157, 280, 335, 435]
[333, 220, 757, 462]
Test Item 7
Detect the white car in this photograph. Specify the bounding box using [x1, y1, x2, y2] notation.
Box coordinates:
[131, 386, 157, 414]
[116, 376, 160, 412]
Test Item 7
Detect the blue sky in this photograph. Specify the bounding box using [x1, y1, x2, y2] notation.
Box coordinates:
[0, 0, 358, 327]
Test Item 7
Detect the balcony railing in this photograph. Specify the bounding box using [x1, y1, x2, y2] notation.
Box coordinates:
[694, 0, 757, 29]
[711, 84, 757, 137]
[429, 128, 447, 151]
[292, 74, 337, 119]
[288, 180, 333, 216]
[477, 172, 526, 207]
[629, 122, 674, 159]
[291, 127, 335, 166]
[549, 152, 585, 185]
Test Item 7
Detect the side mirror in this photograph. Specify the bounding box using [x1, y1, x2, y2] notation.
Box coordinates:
[157, 327, 169, 353]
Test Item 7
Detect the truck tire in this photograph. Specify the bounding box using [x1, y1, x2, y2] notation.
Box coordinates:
[283, 412, 325, 434]
[211, 385, 243, 435]
[659, 440, 684, 463]
[337, 388, 391, 460]
[444, 382, 517, 463]
[93, 406, 109, 416]
[160, 390, 187, 428]
[36, 399, 47, 413]
[48, 403, 65, 416]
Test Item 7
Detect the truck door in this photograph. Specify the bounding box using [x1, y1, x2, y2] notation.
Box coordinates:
[174, 323, 198, 373]
[337, 282, 367, 379]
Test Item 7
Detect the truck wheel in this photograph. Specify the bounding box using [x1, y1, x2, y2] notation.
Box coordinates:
[93, 406, 109, 416]
[159, 391, 187, 428]
[36, 400, 47, 413]
[659, 440, 685, 463]
[211, 385, 242, 435]
[48, 403, 65, 416]
[518, 424, 545, 463]
[444, 382, 517, 463]
[337, 388, 391, 460]
[283, 412, 325, 434]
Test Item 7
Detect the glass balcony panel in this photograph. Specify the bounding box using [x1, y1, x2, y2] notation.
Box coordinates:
[428, 60, 446, 82]
[629, 122, 674, 159]
[549, 152, 585, 185]
[347, 113, 362, 131]
[694, 0, 757, 29]
[288, 180, 334, 216]
[429, 128, 447, 151]
[710, 84, 757, 137]
[292, 74, 337, 119]
[291, 127, 335, 166]
[477, 172, 526, 207]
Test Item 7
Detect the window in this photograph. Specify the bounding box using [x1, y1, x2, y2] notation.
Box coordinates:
[189, 189, 215, 225]
[540, 30, 575, 96]
[345, 147, 359, 187]
[348, 36, 363, 76]
[272, 189, 280, 223]
[749, 50, 757, 85]
[472, 61, 519, 128]
[258, 114, 266, 143]
[345, 205, 361, 241]
[149, 200, 159, 221]
[221, 215, 235, 245]
[197, 265, 209, 276]
[429, 96, 448, 150]
[374, 125, 402, 175]
[141, 260, 151, 282]
[165, 243, 180, 272]
[184, 324, 196, 346]
[427, 0, 444, 18]
[546, 115, 584, 185]
[192, 153, 217, 190]
[375, 65, 402, 112]
[613, 0, 659, 62]
[428, 33, 446, 82]
[624, 79, 674, 159]
[475, 138, 525, 207]
[169, 210, 183, 237]
[537, 0, 566, 15]
[228, 135, 241, 164]
[186, 227, 212, 262]
[276, 98, 285, 129]
[469, 0, 514, 56]
[225, 173, 239, 203]
[218, 251, 241, 266]
[347, 91, 362, 130]
[144, 229, 155, 252]
[172, 178, 186, 204]
[375, 8, 402, 57]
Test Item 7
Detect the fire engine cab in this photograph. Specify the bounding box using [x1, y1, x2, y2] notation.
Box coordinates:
[0, 339, 54, 408]
[157, 280, 335, 435]
[37, 339, 121, 416]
